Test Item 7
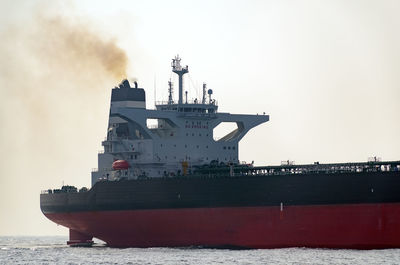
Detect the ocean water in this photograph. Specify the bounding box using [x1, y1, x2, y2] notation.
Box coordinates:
[1, 236, 400, 265]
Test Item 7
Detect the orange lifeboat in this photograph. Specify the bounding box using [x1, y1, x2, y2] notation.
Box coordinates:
[112, 160, 130, 170]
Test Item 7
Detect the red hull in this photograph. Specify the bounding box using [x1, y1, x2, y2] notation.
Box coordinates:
[45, 203, 400, 249]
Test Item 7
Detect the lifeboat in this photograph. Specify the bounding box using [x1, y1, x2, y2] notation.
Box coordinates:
[112, 160, 130, 170]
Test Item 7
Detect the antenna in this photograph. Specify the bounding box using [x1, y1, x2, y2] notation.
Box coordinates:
[168, 79, 174, 105]
[171, 55, 189, 105]
[154, 75, 157, 106]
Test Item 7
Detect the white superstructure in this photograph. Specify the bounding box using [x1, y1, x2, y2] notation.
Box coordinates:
[91, 56, 269, 185]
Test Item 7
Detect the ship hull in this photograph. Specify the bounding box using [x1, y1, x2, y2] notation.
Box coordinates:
[44, 203, 400, 249]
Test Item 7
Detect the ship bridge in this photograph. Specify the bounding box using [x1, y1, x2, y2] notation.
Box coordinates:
[92, 56, 269, 185]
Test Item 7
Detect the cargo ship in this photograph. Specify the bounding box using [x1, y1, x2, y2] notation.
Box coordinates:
[40, 56, 400, 249]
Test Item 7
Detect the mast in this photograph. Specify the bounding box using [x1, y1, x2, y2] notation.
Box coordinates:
[171, 55, 188, 105]
[202, 83, 207, 104]
[168, 79, 174, 104]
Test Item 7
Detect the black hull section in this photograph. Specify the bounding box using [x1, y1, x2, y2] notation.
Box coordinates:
[41, 171, 400, 213]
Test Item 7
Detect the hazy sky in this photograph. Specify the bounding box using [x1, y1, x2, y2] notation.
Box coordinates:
[0, 0, 399, 236]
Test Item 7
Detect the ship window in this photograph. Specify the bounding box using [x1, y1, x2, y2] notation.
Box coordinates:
[233, 146, 236, 150]
[196, 145, 199, 148]
[185, 144, 187, 148]
[174, 144, 176, 147]
[165, 156, 167, 159]
[206, 145, 208, 148]
[192, 133, 194, 136]
[130, 155, 133, 159]
[206, 134, 209, 137]
[134, 155, 137, 159]
[228, 147, 231, 150]
[186, 133, 188, 136]
[160, 144, 163, 147]
[206, 157, 208, 160]
[174, 156, 176, 159]
[223, 146, 226, 150]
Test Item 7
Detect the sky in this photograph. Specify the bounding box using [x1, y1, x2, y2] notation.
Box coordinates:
[0, 0, 399, 236]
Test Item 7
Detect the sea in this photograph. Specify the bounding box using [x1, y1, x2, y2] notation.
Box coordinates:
[1, 236, 400, 265]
